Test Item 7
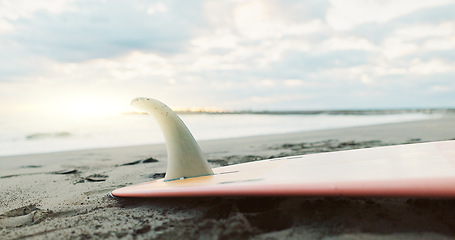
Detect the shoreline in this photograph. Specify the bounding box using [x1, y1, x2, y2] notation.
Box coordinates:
[1, 115, 455, 239]
[1, 113, 453, 159]
[1, 114, 454, 178]
[0, 111, 445, 158]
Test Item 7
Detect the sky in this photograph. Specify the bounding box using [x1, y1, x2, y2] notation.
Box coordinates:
[1, 0, 455, 120]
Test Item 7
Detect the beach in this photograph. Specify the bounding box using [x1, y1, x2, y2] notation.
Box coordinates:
[1, 115, 455, 239]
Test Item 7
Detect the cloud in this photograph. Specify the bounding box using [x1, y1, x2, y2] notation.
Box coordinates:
[3, 0, 207, 62]
[326, 0, 454, 31]
[408, 58, 455, 75]
[146, 2, 168, 15]
[393, 2, 455, 24]
[0, 0, 455, 113]
[0, 0, 75, 33]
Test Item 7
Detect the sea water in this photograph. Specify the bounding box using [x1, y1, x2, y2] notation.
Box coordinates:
[0, 112, 442, 156]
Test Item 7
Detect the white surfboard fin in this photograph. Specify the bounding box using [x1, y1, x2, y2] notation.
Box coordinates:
[131, 97, 214, 181]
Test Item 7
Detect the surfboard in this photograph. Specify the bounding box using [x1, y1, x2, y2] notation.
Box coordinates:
[110, 98, 455, 197]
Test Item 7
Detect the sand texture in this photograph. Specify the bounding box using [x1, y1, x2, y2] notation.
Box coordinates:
[1, 115, 455, 239]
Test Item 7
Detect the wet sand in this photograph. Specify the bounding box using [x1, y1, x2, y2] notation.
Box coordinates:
[1, 115, 455, 239]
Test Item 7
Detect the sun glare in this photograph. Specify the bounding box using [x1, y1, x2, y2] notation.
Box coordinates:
[52, 97, 127, 119]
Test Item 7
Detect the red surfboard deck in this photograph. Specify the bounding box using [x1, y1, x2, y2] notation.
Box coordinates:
[111, 140, 455, 197]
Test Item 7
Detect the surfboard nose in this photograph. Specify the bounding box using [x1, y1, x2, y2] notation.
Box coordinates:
[131, 97, 214, 181]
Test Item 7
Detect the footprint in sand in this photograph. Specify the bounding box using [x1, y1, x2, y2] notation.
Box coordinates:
[85, 174, 109, 182]
[73, 173, 109, 184]
[0, 205, 52, 228]
[0, 169, 79, 179]
[118, 157, 159, 166]
[141, 172, 166, 179]
[52, 169, 79, 174]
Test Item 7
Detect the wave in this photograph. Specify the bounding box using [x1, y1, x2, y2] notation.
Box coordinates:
[26, 132, 71, 140]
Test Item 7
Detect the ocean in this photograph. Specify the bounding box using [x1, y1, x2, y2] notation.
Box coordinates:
[0, 111, 443, 156]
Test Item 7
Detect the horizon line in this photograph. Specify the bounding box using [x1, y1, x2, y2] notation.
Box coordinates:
[124, 108, 455, 115]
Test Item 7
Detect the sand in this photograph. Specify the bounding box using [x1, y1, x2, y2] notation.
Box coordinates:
[1, 114, 455, 239]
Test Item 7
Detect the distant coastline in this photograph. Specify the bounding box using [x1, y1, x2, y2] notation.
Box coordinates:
[125, 108, 455, 116]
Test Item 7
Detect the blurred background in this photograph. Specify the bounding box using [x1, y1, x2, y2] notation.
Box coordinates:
[1, 0, 454, 155]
